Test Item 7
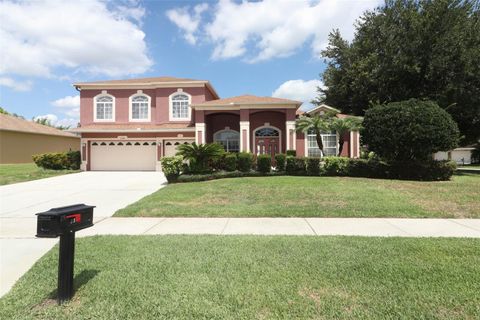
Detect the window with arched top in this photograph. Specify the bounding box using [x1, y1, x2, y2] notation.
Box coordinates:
[214, 130, 240, 152]
[169, 92, 191, 121]
[255, 128, 279, 137]
[129, 94, 150, 121]
[94, 94, 114, 121]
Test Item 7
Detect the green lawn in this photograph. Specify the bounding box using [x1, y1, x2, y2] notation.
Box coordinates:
[115, 174, 480, 218]
[0, 163, 79, 185]
[1, 236, 478, 319]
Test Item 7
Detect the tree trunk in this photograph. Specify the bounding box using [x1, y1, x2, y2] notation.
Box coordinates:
[338, 137, 344, 156]
[315, 131, 324, 156]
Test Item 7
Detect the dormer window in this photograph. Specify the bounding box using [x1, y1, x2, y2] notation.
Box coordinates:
[169, 91, 191, 121]
[129, 94, 151, 121]
[94, 94, 115, 122]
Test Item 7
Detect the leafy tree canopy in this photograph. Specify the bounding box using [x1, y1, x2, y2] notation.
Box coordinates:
[317, 0, 480, 145]
[361, 99, 459, 161]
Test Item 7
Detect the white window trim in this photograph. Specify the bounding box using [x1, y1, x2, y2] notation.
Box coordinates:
[129, 93, 151, 122]
[252, 125, 282, 155]
[93, 93, 115, 122]
[213, 129, 240, 152]
[304, 130, 339, 157]
[169, 90, 192, 121]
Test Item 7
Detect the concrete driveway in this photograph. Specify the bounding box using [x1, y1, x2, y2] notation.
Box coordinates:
[0, 171, 166, 297]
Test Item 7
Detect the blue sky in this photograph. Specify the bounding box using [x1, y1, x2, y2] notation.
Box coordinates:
[0, 0, 380, 127]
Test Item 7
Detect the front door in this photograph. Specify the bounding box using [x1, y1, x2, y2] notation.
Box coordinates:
[255, 137, 279, 157]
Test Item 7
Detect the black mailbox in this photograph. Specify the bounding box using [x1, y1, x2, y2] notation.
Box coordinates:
[36, 204, 95, 238]
[35, 203, 95, 304]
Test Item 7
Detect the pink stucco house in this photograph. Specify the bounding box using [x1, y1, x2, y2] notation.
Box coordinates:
[72, 76, 360, 171]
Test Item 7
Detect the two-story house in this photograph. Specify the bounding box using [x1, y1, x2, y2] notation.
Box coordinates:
[72, 76, 360, 171]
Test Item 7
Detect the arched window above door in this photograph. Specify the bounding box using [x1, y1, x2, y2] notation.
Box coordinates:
[255, 127, 279, 137]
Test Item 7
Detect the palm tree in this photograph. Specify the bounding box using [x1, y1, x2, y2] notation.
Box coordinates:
[176, 142, 224, 173]
[329, 117, 363, 156]
[295, 114, 330, 156]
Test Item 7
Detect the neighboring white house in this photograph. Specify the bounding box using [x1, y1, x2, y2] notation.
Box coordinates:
[434, 147, 475, 165]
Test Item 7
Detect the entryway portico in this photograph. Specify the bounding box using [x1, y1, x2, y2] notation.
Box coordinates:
[191, 95, 301, 155]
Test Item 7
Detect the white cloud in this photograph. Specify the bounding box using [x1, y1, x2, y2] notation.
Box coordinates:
[168, 0, 380, 62]
[51, 95, 80, 108]
[51, 95, 80, 118]
[0, 77, 33, 91]
[272, 79, 323, 108]
[0, 0, 152, 80]
[34, 114, 79, 128]
[166, 3, 209, 45]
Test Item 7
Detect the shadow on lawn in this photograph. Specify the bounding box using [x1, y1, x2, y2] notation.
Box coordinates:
[46, 269, 100, 300]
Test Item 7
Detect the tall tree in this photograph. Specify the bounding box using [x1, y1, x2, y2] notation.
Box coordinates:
[317, 0, 480, 145]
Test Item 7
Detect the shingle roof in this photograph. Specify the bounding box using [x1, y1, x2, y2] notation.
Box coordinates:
[0, 113, 79, 138]
[192, 94, 302, 106]
[70, 123, 194, 132]
[74, 76, 207, 86]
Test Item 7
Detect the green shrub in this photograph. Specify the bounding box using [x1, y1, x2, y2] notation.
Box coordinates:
[323, 157, 350, 176]
[362, 99, 459, 161]
[285, 156, 296, 174]
[176, 143, 224, 173]
[32, 151, 80, 170]
[237, 152, 254, 172]
[224, 153, 237, 172]
[66, 151, 81, 170]
[160, 156, 183, 182]
[294, 157, 307, 174]
[286, 150, 296, 157]
[346, 158, 456, 181]
[387, 160, 456, 181]
[257, 155, 272, 173]
[175, 170, 282, 183]
[306, 157, 321, 176]
[274, 154, 286, 171]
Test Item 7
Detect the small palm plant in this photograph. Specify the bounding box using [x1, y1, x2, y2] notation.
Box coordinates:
[176, 142, 224, 173]
[295, 114, 331, 157]
[329, 117, 363, 156]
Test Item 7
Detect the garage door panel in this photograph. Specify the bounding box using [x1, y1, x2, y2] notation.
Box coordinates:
[91, 141, 156, 171]
[164, 140, 193, 157]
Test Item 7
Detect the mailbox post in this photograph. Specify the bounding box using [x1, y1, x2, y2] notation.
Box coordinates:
[36, 204, 95, 304]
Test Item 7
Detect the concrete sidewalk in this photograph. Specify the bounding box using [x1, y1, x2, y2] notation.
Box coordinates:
[78, 217, 480, 238]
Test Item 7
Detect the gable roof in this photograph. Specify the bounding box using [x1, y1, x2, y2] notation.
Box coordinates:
[306, 104, 340, 114]
[73, 76, 220, 99]
[191, 94, 302, 108]
[0, 113, 79, 138]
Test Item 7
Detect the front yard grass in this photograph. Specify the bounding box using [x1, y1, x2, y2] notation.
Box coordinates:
[1, 236, 479, 319]
[115, 174, 480, 218]
[0, 163, 79, 185]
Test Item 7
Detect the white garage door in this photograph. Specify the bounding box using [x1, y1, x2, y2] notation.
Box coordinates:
[164, 140, 194, 157]
[91, 141, 157, 171]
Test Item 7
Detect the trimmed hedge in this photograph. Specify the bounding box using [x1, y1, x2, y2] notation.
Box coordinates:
[285, 156, 296, 174]
[237, 152, 254, 172]
[286, 150, 296, 157]
[274, 154, 286, 171]
[323, 157, 351, 176]
[224, 153, 237, 172]
[306, 157, 321, 176]
[294, 157, 307, 175]
[175, 170, 282, 183]
[257, 155, 272, 173]
[32, 151, 80, 170]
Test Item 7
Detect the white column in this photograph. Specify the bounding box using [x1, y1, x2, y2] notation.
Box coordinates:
[80, 139, 87, 171]
[195, 123, 205, 144]
[286, 121, 296, 151]
[240, 121, 250, 152]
